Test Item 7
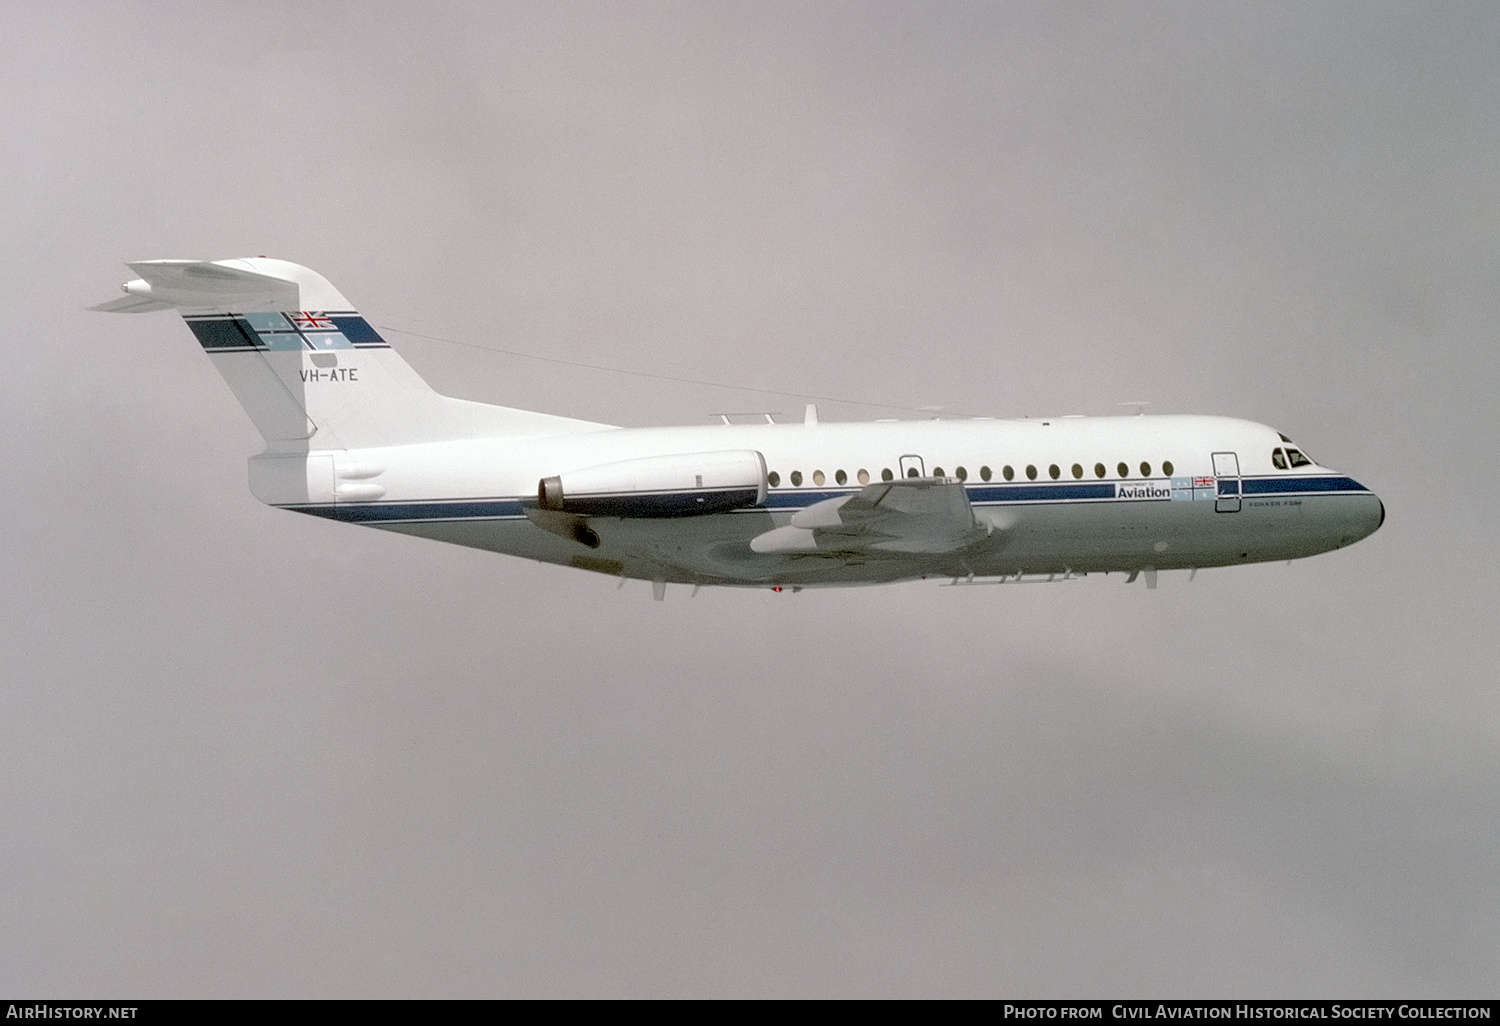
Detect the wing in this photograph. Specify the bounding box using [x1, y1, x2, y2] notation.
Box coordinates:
[751, 478, 992, 555]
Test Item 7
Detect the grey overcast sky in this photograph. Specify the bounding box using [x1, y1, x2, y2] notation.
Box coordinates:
[2, 1, 1498, 997]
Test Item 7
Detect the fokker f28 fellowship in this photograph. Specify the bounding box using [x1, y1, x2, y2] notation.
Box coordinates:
[97, 258, 1383, 595]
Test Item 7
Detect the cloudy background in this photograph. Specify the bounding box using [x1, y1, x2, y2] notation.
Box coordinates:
[3, 0, 1497, 997]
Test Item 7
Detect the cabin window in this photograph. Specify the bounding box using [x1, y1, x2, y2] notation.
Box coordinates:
[812, 470, 825, 486]
[933, 466, 945, 478]
[790, 470, 803, 486]
[768, 471, 780, 487]
[835, 469, 847, 485]
[1071, 463, 1083, 479]
[1003, 465, 1015, 481]
[955, 466, 968, 481]
[1094, 463, 1106, 478]
[1048, 464, 1060, 480]
[858, 469, 870, 484]
[1272, 448, 1288, 470]
[1286, 448, 1312, 468]
[1118, 462, 1129, 478]
[979, 466, 992, 481]
[1026, 465, 1038, 480]
[1140, 462, 1152, 477]
[1162, 460, 1174, 476]
[906, 467, 920, 478]
[881, 468, 894, 482]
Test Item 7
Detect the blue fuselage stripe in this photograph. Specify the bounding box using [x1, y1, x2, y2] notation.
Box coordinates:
[282, 476, 1372, 524]
[291, 498, 529, 523]
[1242, 476, 1365, 494]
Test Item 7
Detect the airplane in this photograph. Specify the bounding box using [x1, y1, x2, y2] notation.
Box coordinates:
[96, 257, 1384, 596]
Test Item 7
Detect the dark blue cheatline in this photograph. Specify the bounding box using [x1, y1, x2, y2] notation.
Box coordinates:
[287, 498, 529, 523]
[969, 482, 1117, 503]
[1242, 476, 1367, 495]
[766, 481, 1118, 508]
[763, 490, 849, 509]
[281, 475, 1374, 526]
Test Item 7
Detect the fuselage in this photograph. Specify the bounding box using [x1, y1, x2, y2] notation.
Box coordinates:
[97, 258, 1383, 591]
[276, 413, 1384, 588]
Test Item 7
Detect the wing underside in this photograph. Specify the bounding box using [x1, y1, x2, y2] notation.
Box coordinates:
[751, 478, 992, 555]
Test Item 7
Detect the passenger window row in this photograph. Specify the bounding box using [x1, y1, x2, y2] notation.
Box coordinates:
[767, 459, 1176, 488]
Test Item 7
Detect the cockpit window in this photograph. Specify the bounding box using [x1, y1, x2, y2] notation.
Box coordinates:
[1278, 432, 1294, 443]
[1286, 448, 1313, 468]
[1272, 448, 1289, 470]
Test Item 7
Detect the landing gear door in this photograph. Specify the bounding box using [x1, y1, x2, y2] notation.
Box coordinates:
[1212, 452, 1241, 513]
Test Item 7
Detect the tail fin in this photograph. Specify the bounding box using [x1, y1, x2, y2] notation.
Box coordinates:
[95, 258, 608, 450]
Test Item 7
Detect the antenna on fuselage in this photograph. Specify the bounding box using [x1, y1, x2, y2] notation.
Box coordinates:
[711, 412, 782, 425]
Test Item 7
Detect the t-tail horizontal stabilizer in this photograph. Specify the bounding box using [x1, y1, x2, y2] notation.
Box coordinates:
[93, 259, 307, 313]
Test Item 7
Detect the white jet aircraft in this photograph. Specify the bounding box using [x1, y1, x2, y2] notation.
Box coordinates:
[97, 258, 1383, 594]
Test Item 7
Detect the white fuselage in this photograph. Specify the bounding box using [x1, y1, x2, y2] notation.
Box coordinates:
[96, 258, 1383, 590]
[271, 413, 1384, 587]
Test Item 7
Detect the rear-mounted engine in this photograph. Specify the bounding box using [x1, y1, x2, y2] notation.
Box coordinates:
[536, 450, 768, 518]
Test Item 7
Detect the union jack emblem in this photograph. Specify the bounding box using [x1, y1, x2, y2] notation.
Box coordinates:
[1193, 476, 1215, 487]
[290, 311, 336, 331]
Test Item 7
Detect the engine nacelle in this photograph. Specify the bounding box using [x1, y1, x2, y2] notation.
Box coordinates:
[537, 450, 768, 518]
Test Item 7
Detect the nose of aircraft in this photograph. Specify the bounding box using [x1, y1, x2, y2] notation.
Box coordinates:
[1343, 487, 1385, 547]
[1307, 470, 1385, 555]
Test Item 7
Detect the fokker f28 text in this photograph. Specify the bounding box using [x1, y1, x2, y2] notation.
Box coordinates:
[97, 258, 1384, 596]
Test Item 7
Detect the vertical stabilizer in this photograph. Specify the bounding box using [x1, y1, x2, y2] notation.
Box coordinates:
[95, 258, 611, 450]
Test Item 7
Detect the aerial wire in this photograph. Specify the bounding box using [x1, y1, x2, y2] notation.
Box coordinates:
[375, 324, 973, 417]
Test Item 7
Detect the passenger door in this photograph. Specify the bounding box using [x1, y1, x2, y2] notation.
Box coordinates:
[1212, 452, 1241, 513]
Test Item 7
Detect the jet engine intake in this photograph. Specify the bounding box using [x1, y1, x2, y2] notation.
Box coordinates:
[536, 450, 767, 518]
